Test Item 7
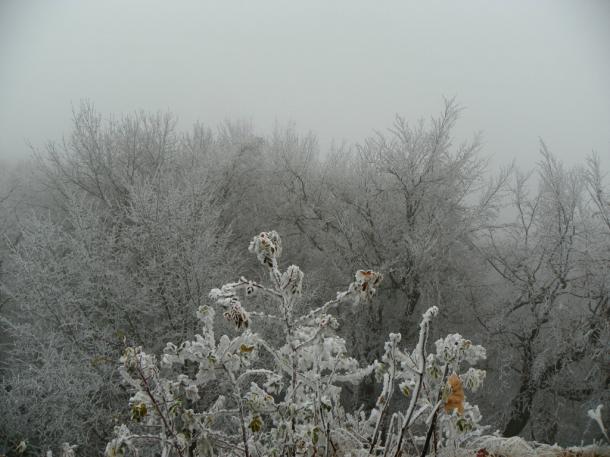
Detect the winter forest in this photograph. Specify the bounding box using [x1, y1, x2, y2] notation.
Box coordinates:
[1, 2, 610, 456]
[0, 99, 608, 456]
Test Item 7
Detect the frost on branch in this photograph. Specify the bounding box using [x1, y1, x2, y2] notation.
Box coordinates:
[106, 230, 488, 457]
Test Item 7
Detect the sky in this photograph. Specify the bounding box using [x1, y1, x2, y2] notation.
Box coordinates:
[1, 0, 609, 170]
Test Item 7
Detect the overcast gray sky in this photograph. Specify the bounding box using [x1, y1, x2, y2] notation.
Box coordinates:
[1, 0, 609, 169]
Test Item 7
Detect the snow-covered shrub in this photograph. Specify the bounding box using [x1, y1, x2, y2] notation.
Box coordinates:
[106, 231, 487, 456]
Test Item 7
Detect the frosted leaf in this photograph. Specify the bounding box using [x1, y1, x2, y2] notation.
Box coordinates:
[128, 390, 149, 409]
[335, 362, 377, 384]
[388, 332, 401, 344]
[181, 409, 198, 432]
[105, 425, 134, 457]
[209, 395, 226, 413]
[399, 379, 415, 397]
[209, 282, 242, 310]
[245, 382, 276, 413]
[120, 346, 158, 379]
[347, 270, 383, 304]
[209, 288, 223, 301]
[316, 313, 339, 330]
[161, 342, 180, 369]
[435, 333, 484, 365]
[216, 334, 231, 356]
[184, 382, 200, 401]
[464, 343, 487, 365]
[460, 368, 486, 392]
[263, 372, 283, 394]
[249, 231, 282, 267]
[196, 305, 215, 325]
[223, 301, 250, 329]
[380, 333, 402, 361]
[280, 265, 304, 296]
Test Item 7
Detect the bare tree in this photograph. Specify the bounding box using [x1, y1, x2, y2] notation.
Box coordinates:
[478, 146, 609, 441]
[35, 101, 177, 213]
[273, 100, 506, 349]
[0, 109, 236, 454]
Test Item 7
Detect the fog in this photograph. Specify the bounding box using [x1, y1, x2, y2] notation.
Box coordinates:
[2, 3, 610, 454]
[1, 0, 609, 168]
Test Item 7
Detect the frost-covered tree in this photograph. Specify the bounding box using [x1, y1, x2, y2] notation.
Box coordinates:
[36, 101, 178, 213]
[477, 147, 609, 442]
[264, 100, 507, 415]
[1, 148, 235, 454]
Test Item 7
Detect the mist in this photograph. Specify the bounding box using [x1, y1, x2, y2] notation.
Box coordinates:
[1, 0, 609, 167]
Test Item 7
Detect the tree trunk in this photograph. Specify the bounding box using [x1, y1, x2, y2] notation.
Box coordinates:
[503, 340, 537, 438]
[503, 378, 535, 437]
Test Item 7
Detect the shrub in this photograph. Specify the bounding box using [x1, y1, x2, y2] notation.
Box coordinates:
[106, 231, 487, 457]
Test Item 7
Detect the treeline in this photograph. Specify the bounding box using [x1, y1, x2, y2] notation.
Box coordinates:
[0, 100, 607, 455]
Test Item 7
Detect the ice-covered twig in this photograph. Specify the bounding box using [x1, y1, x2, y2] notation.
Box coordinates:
[393, 306, 439, 457]
[588, 404, 609, 443]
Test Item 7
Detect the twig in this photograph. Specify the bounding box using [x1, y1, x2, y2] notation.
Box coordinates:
[420, 365, 449, 457]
